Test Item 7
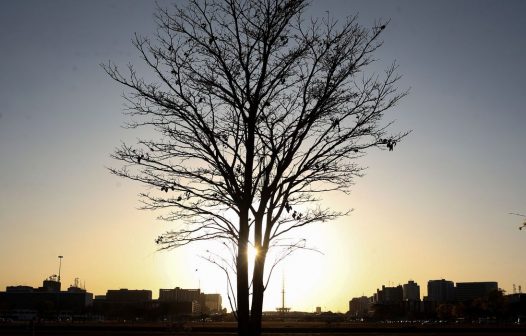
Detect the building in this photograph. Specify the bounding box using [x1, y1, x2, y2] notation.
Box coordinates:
[455, 282, 498, 302]
[42, 279, 61, 292]
[106, 289, 152, 303]
[0, 278, 93, 320]
[403, 280, 420, 301]
[192, 300, 201, 315]
[374, 285, 403, 305]
[427, 279, 455, 303]
[348, 296, 370, 317]
[5, 286, 34, 293]
[204, 293, 222, 313]
[159, 287, 201, 303]
[102, 289, 152, 320]
[158, 287, 204, 315]
[507, 292, 526, 318]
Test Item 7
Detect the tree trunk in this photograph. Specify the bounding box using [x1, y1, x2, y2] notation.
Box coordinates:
[237, 214, 250, 336]
[249, 250, 267, 336]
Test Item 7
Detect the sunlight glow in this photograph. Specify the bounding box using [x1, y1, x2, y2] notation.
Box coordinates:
[247, 245, 258, 261]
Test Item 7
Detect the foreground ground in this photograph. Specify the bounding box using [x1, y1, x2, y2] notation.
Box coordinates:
[1, 321, 526, 335]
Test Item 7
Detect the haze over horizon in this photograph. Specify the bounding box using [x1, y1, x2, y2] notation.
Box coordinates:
[1, 0, 525, 313]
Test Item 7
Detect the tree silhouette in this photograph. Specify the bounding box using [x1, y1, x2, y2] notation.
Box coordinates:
[509, 213, 526, 230]
[104, 0, 407, 335]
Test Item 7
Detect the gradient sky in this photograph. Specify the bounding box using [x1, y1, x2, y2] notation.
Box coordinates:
[1, 0, 525, 313]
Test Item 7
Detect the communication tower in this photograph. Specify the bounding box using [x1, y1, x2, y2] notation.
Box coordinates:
[276, 274, 291, 314]
[58, 255, 63, 282]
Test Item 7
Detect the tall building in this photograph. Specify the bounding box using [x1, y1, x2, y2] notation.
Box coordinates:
[427, 279, 455, 303]
[348, 296, 370, 317]
[204, 293, 222, 313]
[403, 280, 420, 301]
[455, 282, 498, 301]
[374, 285, 403, 305]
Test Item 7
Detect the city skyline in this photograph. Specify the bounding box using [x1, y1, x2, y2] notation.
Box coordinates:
[1, 0, 525, 314]
[2, 259, 520, 313]
[2, 269, 514, 304]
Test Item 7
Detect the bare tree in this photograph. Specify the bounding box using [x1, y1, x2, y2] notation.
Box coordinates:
[104, 0, 407, 334]
[509, 213, 526, 230]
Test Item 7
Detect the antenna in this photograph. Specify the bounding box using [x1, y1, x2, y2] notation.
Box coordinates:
[57, 256, 63, 282]
[195, 268, 200, 290]
[282, 273, 285, 311]
[276, 272, 290, 314]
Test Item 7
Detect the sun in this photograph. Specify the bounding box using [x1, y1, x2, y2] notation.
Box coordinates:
[247, 245, 259, 261]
